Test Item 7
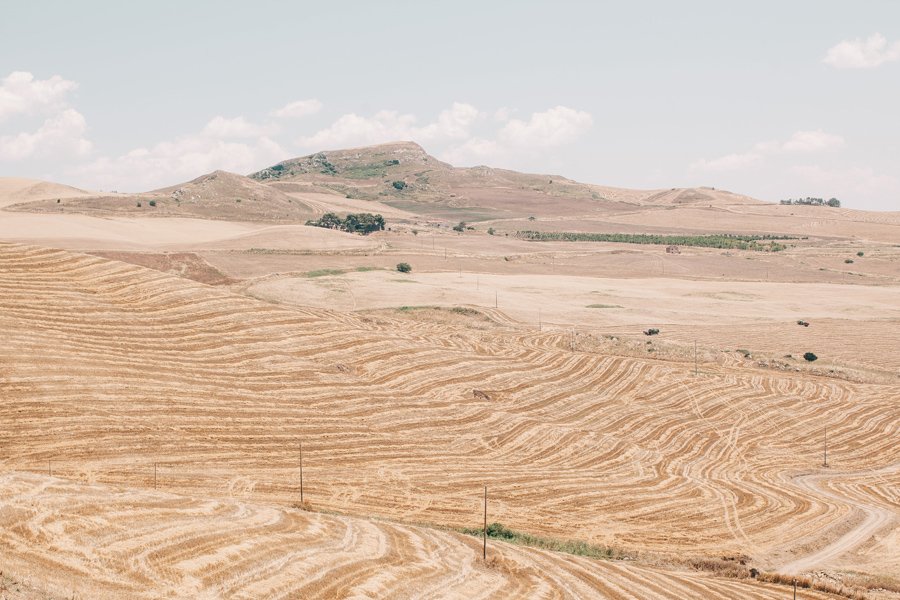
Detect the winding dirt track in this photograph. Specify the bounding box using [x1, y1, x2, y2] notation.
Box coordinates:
[779, 466, 900, 575]
[0, 472, 839, 600]
[0, 242, 897, 592]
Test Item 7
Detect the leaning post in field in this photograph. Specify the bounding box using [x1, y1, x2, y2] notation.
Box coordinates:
[494, 291, 498, 308]
[694, 340, 698, 376]
[483, 485, 488, 560]
[299, 441, 304, 504]
[793, 578, 797, 600]
[823, 427, 828, 468]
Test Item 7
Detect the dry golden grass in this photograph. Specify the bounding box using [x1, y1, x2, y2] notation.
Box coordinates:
[0, 242, 897, 598]
[0, 471, 846, 599]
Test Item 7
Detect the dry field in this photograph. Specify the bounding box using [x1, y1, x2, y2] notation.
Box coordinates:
[1, 153, 898, 598]
[0, 472, 848, 600]
[1, 242, 897, 598]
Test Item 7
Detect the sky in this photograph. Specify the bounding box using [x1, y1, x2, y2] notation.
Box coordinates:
[1, 0, 898, 210]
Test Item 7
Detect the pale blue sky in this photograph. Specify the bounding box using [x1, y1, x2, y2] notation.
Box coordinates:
[1, 1, 898, 209]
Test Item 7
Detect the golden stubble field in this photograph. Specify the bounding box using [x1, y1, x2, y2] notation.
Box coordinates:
[1, 171, 899, 599]
[0, 238, 897, 599]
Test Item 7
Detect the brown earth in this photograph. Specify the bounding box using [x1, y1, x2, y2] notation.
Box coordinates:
[0, 147, 898, 599]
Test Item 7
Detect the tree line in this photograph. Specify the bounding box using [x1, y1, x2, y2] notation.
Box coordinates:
[515, 231, 793, 251]
[306, 212, 385, 234]
[779, 197, 841, 207]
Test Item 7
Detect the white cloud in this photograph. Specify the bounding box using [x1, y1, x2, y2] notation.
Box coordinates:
[202, 115, 276, 138]
[271, 99, 323, 119]
[440, 137, 504, 166]
[498, 106, 593, 147]
[790, 164, 900, 206]
[691, 129, 844, 172]
[0, 71, 78, 121]
[493, 107, 513, 122]
[781, 129, 844, 152]
[416, 102, 481, 140]
[0, 71, 92, 161]
[72, 132, 285, 192]
[823, 33, 900, 69]
[296, 102, 480, 149]
[440, 105, 593, 167]
[0, 108, 91, 160]
[690, 151, 762, 172]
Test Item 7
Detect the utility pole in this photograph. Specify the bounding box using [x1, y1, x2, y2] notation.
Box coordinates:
[48, 460, 52, 477]
[154, 462, 158, 490]
[494, 291, 497, 308]
[694, 340, 698, 376]
[823, 427, 828, 468]
[483, 486, 488, 560]
[299, 441, 305, 503]
[793, 579, 797, 600]
[538, 309, 542, 332]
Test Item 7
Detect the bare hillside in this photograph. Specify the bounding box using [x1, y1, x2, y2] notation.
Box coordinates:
[248, 141, 641, 220]
[4, 170, 316, 222]
[1, 243, 896, 597]
[0, 177, 91, 208]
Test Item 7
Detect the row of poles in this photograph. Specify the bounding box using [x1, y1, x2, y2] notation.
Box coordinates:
[42, 417, 831, 567]
[36, 460, 822, 598]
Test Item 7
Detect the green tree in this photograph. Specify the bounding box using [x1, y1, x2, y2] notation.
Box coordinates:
[396, 262, 412, 273]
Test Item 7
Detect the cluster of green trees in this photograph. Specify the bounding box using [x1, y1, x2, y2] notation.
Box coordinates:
[779, 197, 841, 207]
[515, 231, 793, 251]
[305, 212, 385, 234]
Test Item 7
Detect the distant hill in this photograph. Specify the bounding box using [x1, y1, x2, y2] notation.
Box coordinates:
[4, 170, 316, 222]
[0, 177, 91, 208]
[248, 141, 763, 222]
[248, 141, 628, 220]
[1, 143, 777, 225]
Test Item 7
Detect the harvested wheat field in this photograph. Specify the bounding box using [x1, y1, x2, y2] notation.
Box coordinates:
[0, 471, 848, 600]
[1, 242, 897, 598]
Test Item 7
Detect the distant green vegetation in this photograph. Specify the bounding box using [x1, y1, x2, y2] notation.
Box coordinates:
[586, 304, 622, 309]
[459, 523, 624, 560]
[780, 197, 841, 207]
[340, 159, 401, 179]
[392, 180, 407, 190]
[305, 269, 344, 278]
[396, 262, 412, 273]
[306, 212, 385, 234]
[516, 231, 793, 251]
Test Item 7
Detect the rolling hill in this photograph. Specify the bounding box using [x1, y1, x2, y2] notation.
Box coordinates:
[0, 177, 91, 208]
[246, 141, 776, 223]
[0, 242, 896, 598]
[3, 170, 317, 222]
